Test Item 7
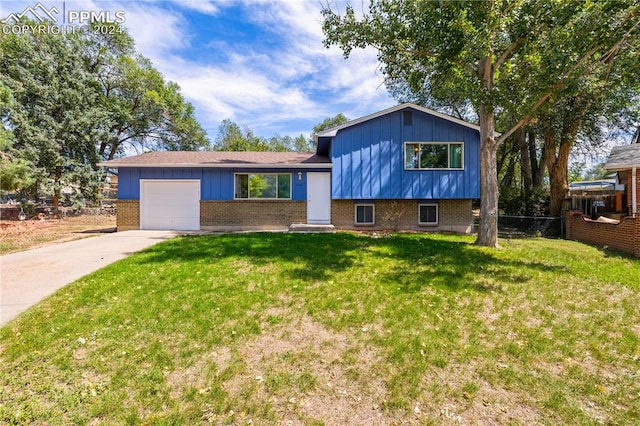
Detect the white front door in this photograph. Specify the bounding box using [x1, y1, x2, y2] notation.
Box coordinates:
[140, 180, 200, 230]
[307, 172, 331, 224]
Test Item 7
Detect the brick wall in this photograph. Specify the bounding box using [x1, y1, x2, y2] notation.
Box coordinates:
[116, 197, 472, 233]
[201, 200, 306, 231]
[116, 200, 139, 231]
[331, 199, 473, 233]
[565, 210, 640, 257]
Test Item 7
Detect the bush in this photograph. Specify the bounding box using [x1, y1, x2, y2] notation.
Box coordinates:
[500, 187, 549, 216]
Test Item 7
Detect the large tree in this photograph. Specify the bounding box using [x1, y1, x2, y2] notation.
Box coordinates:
[80, 23, 209, 159]
[0, 82, 34, 193]
[322, 0, 640, 247]
[0, 26, 106, 206]
[0, 21, 209, 207]
[213, 119, 270, 151]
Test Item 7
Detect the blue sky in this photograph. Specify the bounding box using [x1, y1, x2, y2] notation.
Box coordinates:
[1, 0, 395, 143]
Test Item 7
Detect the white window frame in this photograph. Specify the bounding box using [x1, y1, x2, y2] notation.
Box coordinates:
[355, 203, 375, 225]
[234, 173, 292, 200]
[404, 142, 464, 170]
[418, 204, 439, 226]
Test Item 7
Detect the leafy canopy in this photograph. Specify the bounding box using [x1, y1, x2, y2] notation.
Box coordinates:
[0, 20, 210, 202]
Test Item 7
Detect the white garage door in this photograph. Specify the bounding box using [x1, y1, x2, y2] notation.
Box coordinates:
[140, 180, 200, 230]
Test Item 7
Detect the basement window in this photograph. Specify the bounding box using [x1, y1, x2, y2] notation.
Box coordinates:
[355, 204, 375, 225]
[418, 204, 438, 225]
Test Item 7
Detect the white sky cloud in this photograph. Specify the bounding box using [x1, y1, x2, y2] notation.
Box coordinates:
[174, 0, 221, 15]
[126, 0, 393, 138]
[1, 0, 394, 140]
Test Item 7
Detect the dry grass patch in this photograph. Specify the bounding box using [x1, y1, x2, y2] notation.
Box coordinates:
[229, 312, 394, 425]
[0, 214, 115, 254]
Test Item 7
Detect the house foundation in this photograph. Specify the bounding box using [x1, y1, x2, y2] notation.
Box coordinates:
[332, 199, 473, 233]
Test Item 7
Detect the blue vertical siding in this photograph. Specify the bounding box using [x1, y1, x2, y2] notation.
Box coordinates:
[117, 167, 317, 201]
[330, 108, 480, 199]
[118, 168, 139, 199]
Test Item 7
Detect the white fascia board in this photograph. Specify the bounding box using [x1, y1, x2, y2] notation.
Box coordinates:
[315, 102, 489, 138]
[606, 164, 640, 171]
[96, 163, 332, 169]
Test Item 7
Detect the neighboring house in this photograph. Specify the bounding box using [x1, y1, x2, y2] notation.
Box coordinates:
[565, 143, 640, 258]
[567, 178, 625, 218]
[98, 103, 480, 233]
[604, 143, 640, 217]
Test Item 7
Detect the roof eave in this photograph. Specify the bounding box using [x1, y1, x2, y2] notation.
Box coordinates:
[606, 164, 640, 172]
[315, 102, 496, 138]
[96, 162, 332, 169]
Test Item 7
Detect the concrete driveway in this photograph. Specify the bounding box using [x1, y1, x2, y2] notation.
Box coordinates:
[0, 230, 179, 326]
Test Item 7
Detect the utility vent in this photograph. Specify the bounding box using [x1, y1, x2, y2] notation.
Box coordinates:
[403, 110, 413, 126]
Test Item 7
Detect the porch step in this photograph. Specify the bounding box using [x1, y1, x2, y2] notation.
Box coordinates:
[288, 223, 336, 233]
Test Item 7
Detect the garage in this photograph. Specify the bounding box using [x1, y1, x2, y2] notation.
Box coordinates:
[140, 180, 200, 230]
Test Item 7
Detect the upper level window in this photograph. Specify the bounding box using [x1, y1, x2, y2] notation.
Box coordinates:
[235, 173, 291, 199]
[405, 142, 463, 170]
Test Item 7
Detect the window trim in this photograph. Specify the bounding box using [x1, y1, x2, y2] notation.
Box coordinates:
[404, 142, 464, 170]
[233, 172, 292, 200]
[418, 203, 439, 226]
[354, 203, 375, 226]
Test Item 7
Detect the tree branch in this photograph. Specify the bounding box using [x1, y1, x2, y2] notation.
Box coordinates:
[494, 37, 523, 71]
[497, 37, 621, 144]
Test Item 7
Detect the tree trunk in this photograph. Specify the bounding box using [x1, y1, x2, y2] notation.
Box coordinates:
[544, 131, 572, 217]
[475, 104, 499, 247]
[500, 152, 517, 189]
[52, 164, 62, 214]
[529, 130, 546, 189]
[517, 129, 533, 194]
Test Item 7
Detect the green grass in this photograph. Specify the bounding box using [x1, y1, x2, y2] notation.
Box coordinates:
[1, 232, 639, 425]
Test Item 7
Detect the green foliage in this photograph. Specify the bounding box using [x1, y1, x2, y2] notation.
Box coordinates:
[213, 119, 269, 151]
[312, 113, 349, 134]
[213, 114, 350, 153]
[584, 162, 611, 181]
[0, 25, 105, 202]
[0, 19, 210, 204]
[568, 162, 586, 183]
[0, 156, 34, 192]
[500, 185, 549, 216]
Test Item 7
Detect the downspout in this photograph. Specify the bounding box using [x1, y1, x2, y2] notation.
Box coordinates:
[633, 167, 637, 217]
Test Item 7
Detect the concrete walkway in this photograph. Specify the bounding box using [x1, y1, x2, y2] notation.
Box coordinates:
[0, 230, 178, 326]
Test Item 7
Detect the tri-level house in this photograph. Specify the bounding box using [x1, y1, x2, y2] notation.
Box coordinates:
[99, 103, 481, 233]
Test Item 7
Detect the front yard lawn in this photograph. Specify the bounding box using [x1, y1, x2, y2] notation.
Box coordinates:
[1, 233, 639, 425]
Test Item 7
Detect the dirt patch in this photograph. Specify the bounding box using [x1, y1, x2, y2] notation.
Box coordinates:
[0, 214, 116, 255]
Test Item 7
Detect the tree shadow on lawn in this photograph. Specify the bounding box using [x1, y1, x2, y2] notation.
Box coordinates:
[133, 232, 566, 293]
[374, 234, 567, 293]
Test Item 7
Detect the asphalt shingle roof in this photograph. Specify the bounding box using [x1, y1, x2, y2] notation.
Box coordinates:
[605, 144, 640, 171]
[97, 151, 331, 168]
